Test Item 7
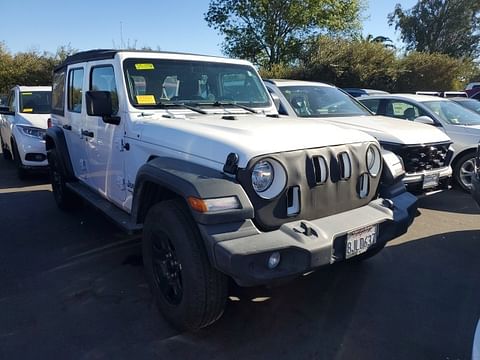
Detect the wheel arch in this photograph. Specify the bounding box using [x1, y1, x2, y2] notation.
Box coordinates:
[131, 157, 254, 226]
[45, 127, 75, 180]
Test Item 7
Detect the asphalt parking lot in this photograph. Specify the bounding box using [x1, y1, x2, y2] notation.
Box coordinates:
[0, 154, 479, 360]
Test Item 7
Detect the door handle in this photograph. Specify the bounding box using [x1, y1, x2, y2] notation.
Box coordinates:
[62, 124, 72, 131]
[81, 130, 94, 138]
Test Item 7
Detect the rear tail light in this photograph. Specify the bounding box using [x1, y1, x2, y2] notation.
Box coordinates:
[47, 118, 52, 128]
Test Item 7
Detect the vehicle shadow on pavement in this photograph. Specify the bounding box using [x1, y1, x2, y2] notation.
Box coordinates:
[0, 157, 50, 189]
[146, 230, 480, 360]
[418, 188, 480, 215]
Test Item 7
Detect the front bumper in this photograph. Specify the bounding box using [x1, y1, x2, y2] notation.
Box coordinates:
[403, 166, 452, 192]
[14, 133, 48, 168]
[206, 191, 417, 286]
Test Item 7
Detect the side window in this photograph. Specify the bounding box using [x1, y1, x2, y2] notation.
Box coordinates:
[52, 69, 66, 115]
[386, 100, 424, 120]
[7, 90, 16, 112]
[361, 98, 381, 114]
[90, 66, 118, 113]
[68, 68, 84, 113]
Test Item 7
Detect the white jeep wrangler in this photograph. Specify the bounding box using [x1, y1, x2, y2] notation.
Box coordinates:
[46, 50, 417, 331]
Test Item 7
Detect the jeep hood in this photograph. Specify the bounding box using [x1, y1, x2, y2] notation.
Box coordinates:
[135, 113, 376, 168]
[318, 115, 451, 145]
[15, 113, 49, 129]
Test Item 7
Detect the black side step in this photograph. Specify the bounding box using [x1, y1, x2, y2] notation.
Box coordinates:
[66, 182, 142, 234]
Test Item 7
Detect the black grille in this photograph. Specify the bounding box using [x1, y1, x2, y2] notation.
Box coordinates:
[382, 142, 451, 174]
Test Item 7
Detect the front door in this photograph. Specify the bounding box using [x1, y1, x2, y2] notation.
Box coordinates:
[83, 63, 126, 206]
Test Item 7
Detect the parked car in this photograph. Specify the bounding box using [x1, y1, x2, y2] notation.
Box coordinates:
[465, 82, 480, 97]
[0, 85, 52, 178]
[264, 79, 453, 192]
[359, 94, 480, 191]
[342, 88, 389, 98]
[472, 144, 480, 206]
[450, 97, 480, 114]
[46, 49, 417, 331]
[473, 317, 480, 360]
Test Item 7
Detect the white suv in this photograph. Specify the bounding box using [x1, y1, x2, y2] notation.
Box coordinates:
[46, 49, 417, 331]
[0, 85, 51, 178]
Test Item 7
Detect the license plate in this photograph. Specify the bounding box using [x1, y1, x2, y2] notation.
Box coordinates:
[423, 173, 440, 189]
[346, 225, 377, 259]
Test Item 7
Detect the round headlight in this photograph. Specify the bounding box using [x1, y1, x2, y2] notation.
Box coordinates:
[252, 160, 274, 193]
[366, 145, 381, 177]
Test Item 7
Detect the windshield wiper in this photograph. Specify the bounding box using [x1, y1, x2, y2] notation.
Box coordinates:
[206, 101, 259, 114]
[157, 101, 208, 115]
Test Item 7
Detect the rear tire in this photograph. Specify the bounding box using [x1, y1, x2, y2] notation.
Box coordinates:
[47, 149, 79, 211]
[143, 199, 228, 331]
[12, 140, 26, 180]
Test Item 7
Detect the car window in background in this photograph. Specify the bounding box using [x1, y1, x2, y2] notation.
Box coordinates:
[360, 98, 381, 114]
[383, 100, 425, 120]
[19, 91, 51, 114]
[423, 100, 480, 125]
[279, 85, 371, 118]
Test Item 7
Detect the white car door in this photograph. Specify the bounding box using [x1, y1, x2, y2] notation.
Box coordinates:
[63, 66, 88, 181]
[83, 62, 126, 206]
[0, 89, 16, 150]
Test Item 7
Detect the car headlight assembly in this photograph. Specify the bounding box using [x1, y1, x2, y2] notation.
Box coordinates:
[366, 144, 382, 177]
[251, 159, 287, 199]
[17, 125, 46, 140]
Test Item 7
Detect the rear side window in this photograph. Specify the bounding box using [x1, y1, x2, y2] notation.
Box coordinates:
[68, 68, 84, 113]
[361, 98, 381, 114]
[90, 66, 119, 114]
[52, 69, 66, 115]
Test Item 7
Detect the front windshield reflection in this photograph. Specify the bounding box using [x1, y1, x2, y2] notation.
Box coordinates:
[279, 85, 371, 118]
[123, 59, 270, 109]
[423, 100, 480, 125]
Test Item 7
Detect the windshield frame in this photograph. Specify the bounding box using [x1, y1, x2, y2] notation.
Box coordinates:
[422, 100, 480, 126]
[122, 58, 272, 111]
[278, 85, 373, 118]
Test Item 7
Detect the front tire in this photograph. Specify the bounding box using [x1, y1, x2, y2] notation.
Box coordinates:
[47, 149, 79, 210]
[12, 139, 26, 180]
[1, 136, 12, 160]
[453, 152, 476, 192]
[143, 199, 228, 331]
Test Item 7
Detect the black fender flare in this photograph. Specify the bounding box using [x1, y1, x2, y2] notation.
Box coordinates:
[45, 126, 76, 180]
[131, 157, 254, 225]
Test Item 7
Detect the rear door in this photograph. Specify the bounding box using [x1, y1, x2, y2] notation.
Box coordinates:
[65, 66, 88, 180]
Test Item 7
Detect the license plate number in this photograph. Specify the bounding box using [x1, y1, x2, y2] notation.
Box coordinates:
[423, 173, 440, 189]
[346, 225, 377, 259]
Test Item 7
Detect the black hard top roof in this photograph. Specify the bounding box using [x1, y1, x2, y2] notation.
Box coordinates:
[54, 49, 229, 72]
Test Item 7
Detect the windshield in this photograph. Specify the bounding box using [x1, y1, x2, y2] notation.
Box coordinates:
[279, 85, 371, 118]
[123, 59, 271, 109]
[423, 100, 480, 125]
[19, 91, 51, 114]
[455, 100, 480, 114]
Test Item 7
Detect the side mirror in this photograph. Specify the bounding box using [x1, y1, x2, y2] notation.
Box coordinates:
[270, 93, 281, 111]
[85, 91, 120, 125]
[0, 106, 14, 115]
[414, 116, 435, 125]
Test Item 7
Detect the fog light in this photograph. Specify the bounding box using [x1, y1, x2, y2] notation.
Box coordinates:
[267, 252, 281, 269]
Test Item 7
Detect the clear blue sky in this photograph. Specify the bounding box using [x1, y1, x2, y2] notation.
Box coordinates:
[0, 0, 417, 56]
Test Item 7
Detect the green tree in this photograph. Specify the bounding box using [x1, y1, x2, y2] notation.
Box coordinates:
[388, 0, 480, 58]
[205, 0, 364, 67]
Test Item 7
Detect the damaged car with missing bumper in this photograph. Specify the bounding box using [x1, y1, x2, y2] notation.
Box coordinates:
[46, 49, 417, 331]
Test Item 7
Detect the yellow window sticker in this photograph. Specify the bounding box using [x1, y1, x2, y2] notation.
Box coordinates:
[136, 95, 156, 105]
[22, 92, 32, 95]
[135, 63, 155, 70]
[22, 108, 33, 112]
